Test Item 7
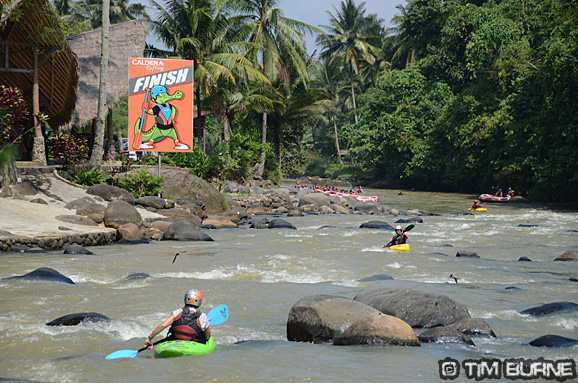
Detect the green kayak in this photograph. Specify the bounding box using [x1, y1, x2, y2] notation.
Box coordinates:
[154, 337, 216, 359]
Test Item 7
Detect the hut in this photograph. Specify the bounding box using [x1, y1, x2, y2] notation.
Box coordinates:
[0, 0, 80, 164]
[66, 19, 147, 159]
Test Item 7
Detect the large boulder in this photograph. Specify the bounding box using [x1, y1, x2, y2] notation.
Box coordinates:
[354, 288, 471, 328]
[117, 223, 143, 240]
[202, 215, 238, 229]
[286, 295, 380, 343]
[56, 215, 98, 227]
[529, 335, 578, 348]
[140, 166, 229, 213]
[333, 313, 420, 346]
[135, 196, 167, 210]
[519, 302, 578, 316]
[104, 200, 143, 229]
[447, 318, 496, 337]
[46, 312, 110, 326]
[164, 220, 213, 241]
[418, 327, 475, 346]
[268, 218, 296, 230]
[299, 193, 331, 207]
[3, 267, 74, 284]
[87, 184, 136, 205]
[554, 250, 578, 261]
[359, 221, 393, 230]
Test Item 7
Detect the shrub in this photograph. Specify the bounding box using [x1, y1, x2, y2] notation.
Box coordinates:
[48, 131, 89, 166]
[0, 85, 29, 144]
[117, 169, 164, 198]
[73, 166, 110, 186]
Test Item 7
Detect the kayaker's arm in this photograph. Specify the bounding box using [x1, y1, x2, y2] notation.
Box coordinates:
[145, 313, 175, 349]
[204, 327, 211, 340]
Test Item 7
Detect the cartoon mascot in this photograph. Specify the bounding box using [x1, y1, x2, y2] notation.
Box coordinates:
[133, 85, 189, 150]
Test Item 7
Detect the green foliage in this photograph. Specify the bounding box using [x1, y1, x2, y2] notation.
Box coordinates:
[160, 142, 209, 178]
[48, 131, 89, 166]
[73, 166, 110, 186]
[0, 85, 29, 144]
[117, 169, 164, 198]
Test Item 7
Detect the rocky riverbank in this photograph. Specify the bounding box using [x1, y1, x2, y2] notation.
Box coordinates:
[0, 166, 436, 253]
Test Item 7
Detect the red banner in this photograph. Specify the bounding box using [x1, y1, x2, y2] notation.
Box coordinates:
[127, 58, 194, 152]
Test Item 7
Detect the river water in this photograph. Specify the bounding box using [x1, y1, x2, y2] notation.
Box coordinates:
[1, 188, 577, 382]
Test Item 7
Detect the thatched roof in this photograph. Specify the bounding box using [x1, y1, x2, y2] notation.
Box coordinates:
[0, 0, 80, 128]
[67, 19, 147, 125]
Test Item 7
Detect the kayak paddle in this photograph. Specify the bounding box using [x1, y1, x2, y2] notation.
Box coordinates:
[105, 304, 229, 360]
[403, 224, 414, 233]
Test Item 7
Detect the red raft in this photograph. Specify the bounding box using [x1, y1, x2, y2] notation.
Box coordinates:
[479, 194, 511, 203]
[314, 189, 379, 203]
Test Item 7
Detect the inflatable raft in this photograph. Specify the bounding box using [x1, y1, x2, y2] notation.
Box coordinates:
[154, 337, 216, 359]
[313, 189, 379, 202]
[479, 194, 510, 203]
[388, 244, 410, 252]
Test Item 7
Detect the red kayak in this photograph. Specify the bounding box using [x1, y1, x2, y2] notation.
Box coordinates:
[479, 194, 511, 202]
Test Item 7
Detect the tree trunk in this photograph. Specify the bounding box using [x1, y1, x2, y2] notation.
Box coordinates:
[255, 110, 267, 178]
[333, 112, 343, 164]
[31, 48, 47, 165]
[194, 86, 205, 152]
[274, 117, 282, 167]
[105, 107, 116, 162]
[89, 0, 110, 166]
[350, 66, 358, 123]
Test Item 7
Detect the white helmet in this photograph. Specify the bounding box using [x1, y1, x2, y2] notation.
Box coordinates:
[395, 225, 402, 230]
[184, 289, 202, 307]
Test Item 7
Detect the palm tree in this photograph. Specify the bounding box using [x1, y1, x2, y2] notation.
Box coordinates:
[311, 57, 349, 163]
[316, 0, 381, 124]
[228, 0, 319, 176]
[389, 3, 418, 69]
[63, 0, 148, 29]
[89, 0, 110, 165]
[149, 0, 268, 151]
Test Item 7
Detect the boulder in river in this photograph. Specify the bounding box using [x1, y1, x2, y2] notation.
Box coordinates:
[418, 327, 475, 346]
[354, 287, 471, 328]
[519, 302, 578, 316]
[447, 318, 496, 337]
[287, 295, 380, 343]
[3, 267, 74, 284]
[45, 312, 110, 326]
[104, 200, 143, 229]
[554, 250, 578, 261]
[529, 335, 578, 348]
[333, 312, 420, 346]
[164, 220, 214, 241]
[359, 221, 393, 230]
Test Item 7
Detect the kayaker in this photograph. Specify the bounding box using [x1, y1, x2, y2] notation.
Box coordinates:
[144, 289, 211, 349]
[508, 188, 515, 197]
[471, 199, 482, 210]
[384, 225, 408, 248]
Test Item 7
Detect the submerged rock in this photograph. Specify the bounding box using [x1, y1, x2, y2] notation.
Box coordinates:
[3, 267, 74, 284]
[46, 312, 110, 326]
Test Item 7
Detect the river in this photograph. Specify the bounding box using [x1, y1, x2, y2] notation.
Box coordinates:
[0, 188, 576, 382]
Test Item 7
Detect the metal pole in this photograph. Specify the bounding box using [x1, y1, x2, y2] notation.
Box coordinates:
[158, 153, 161, 197]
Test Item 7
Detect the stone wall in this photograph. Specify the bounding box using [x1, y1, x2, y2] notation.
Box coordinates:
[0, 231, 117, 252]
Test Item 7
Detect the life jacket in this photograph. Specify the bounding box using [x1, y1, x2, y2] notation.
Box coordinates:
[391, 234, 408, 246]
[169, 307, 207, 344]
[152, 103, 175, 130]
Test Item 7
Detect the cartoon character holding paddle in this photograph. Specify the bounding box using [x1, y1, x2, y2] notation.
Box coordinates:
[133, 85, 189, 150]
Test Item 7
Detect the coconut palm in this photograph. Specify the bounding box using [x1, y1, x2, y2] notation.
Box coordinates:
[316, 0, 381, 124]
[311, 57, 349, 163]
[149, 0, 269, 151]
[228, 0, 320, 176]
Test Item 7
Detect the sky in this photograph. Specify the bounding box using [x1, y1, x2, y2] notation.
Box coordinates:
[143, 0, 408, 55]
[280, 0, 408, 55]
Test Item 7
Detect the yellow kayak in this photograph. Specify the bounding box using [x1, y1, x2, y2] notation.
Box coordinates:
[388, 244, 410, 252]
[468, 208, 487, 212]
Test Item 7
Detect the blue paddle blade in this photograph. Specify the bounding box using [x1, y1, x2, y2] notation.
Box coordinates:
[207, 304, 229, 326]
[105, 349, 139, 360]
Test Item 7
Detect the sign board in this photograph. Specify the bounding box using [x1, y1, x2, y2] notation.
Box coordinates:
[127, 58, 194, 152]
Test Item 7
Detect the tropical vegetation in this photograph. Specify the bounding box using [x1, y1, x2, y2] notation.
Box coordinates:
[2, 0, 577, 202]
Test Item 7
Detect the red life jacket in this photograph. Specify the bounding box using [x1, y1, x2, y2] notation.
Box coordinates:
[169, 307, 207, 344]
